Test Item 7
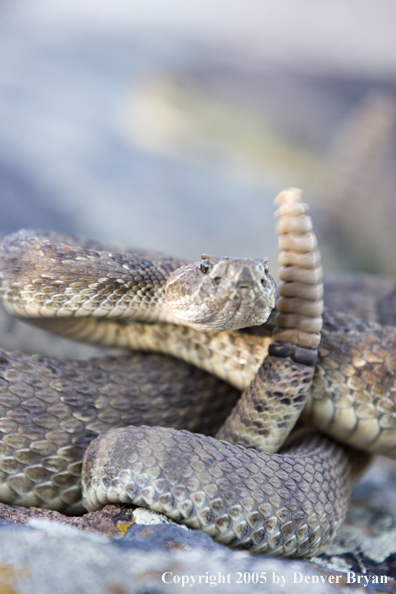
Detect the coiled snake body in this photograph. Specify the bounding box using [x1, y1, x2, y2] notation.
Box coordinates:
[0, 189, 394, 558]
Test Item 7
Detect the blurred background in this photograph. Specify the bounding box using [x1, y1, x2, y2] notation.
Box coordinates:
[1, 0, 396, 282]
[1, 0, 396, 556]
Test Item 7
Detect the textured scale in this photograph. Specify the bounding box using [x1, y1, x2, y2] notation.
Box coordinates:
[0, 350, 238, 513]
[0, 231, 186, 324]
[0, 231, 276, 332]
[82, 426, 368, 558]
[0, 188, 394, 558]
[216, 357, 315, 453]
[302, 310, 396, 457]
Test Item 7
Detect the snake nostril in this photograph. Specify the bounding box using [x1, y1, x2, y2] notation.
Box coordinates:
[214, 277, 221, 285]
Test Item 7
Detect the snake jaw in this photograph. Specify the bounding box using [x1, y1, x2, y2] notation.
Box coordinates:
[164, 257, 277, 332]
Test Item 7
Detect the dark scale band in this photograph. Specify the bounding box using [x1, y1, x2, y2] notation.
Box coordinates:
[268, 342, 318, 367]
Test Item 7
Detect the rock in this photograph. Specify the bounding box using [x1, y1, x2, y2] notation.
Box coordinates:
[0, 498, 395, 593]
[0, 518, 368, 594]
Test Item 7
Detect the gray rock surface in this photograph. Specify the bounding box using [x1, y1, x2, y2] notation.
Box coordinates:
[0, 490, 395, 593]
[0, 514, 393, 594]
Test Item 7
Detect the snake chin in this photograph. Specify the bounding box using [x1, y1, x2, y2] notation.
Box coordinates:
[165, 255, 276, 332]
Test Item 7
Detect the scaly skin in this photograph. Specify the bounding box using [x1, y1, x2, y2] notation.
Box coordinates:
[0, 188, 392, 557]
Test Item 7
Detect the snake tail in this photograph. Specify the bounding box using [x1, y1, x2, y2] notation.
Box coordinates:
[271, 187, 323, 355]
[218, 188, 324, 452]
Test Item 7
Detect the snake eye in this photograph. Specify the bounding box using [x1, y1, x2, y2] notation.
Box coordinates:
[261, 263, 270, 286]
[200, 261, 212, 274]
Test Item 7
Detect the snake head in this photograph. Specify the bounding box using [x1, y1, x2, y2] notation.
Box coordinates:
[164, 254, 276, 332]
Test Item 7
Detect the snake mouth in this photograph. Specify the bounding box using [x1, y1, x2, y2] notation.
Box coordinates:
[211, 289, 274, 331]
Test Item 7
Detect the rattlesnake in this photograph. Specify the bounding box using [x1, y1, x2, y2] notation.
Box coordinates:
[0, 188, 394, 558]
